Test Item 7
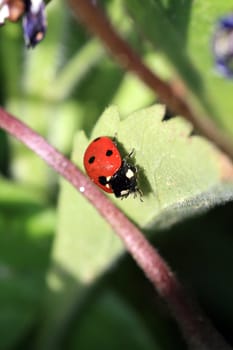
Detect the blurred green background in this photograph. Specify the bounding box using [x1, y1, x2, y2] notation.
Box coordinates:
[0, 0, 233, 349]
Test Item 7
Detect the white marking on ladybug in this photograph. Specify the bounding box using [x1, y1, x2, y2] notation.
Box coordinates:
[106, 176, 111, 182]
[126, 169, 135, 179]
[105, 183, 111, 189]
[120, 190, 130, 196]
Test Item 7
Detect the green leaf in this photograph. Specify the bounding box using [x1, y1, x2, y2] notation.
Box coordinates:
[86, 105, 233, 228]
[40, 104, 233, 348]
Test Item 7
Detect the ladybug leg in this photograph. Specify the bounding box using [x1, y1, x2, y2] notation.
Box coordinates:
[137, 188, 144, 202]
[126, 148, 135, 159]
[120, 192, 129, 200]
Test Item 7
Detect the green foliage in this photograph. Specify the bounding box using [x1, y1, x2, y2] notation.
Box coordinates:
[127, 0, 233, 135]
[0, 178, 54, 349]
[65, 291, 161, 350]
[0, 0, 233, 349]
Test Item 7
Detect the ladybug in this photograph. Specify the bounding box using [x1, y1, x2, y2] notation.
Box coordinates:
[83, 136, 142, 199]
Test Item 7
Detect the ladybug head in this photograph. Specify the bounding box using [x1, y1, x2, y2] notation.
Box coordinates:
[109, 160, 142, 200]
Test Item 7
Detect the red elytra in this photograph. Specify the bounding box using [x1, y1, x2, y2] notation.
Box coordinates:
[83, 136, 122, 193]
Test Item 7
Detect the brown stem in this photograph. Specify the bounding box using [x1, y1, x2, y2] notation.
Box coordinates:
[68, 0, 233, 162]
[0, 107, 231, 349]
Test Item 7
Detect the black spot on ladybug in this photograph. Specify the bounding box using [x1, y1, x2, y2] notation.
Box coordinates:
[98, 176, 108, 185]
[93, 137, 101, 142]
[88, 156, 95, 164]
[106, 149, 113, 157]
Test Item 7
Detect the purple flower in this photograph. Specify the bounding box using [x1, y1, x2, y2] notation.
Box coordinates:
[23, 0, 46, 47]
[213, 14, 233, 78]
[0, 0, 46, 47]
